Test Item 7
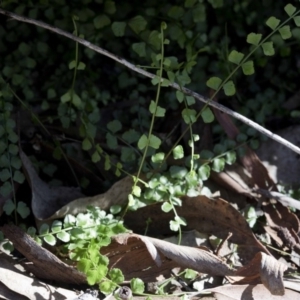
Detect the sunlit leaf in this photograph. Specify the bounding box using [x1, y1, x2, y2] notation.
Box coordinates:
[173, 145, 184, 159]
[131, 278, 145, 294]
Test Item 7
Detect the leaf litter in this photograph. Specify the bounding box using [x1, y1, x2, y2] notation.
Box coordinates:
[1, 97, 300, 300]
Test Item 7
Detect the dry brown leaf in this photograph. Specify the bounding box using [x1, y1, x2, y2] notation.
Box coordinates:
[1, 224, 86, 284]
[205, 284, 299, 300]
[101, 233, 235, 282]
[234, 252, 287, 295]
[0, 254, 77, 300]
[20, 149, 134, 221]
[47, 175, 134, 220]
[213, 109, 275, 189]
[20, 150, 85, 220]
[255, 189, 300, 211]
[125, 196, 269, 261]
[213, 109, 300, 255]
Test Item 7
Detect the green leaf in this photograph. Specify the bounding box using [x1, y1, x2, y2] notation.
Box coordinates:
[19, 42, 31, 56]
[109, 268, 124, 284]
[170, 166, 188, 179]
[185, 0, 197, 8]
[137, 134, 148, 150]
[8, 144, 18, 155]
[2, 241, 14, 253]
[161, 78, 170, 87]
[206, 76, 222, 90]
[225, 151, 236, 165]
[193, 4, 206, 22]
[223, 81, 236, 96]
[133, 185, 141, 197]
[170, 219, 180, 231]
[149, 134, 161, 149]
[201, 107, 214, 123]
[242, 61, 254, 75]
[51, 220, 62, 233]
[100, 280, 117, 294]
[131, 278, 145, 294]
[107, 120, 122, 133]
[77, 62, 86, 70]
[149, 101, 166, 117]
[92, 151, 101, 163]
[61, 91, 71, 103]
[261, 42, 275, 56]
[173, 145, 184, 159]
[8, 131, 18, 143]
[284, 4, 296, 17]
[72, 93, 81, 107]
[27, 227, 37, 237]
[228, 50, 244, 64]
[185, 268, 198, 279]
[161, 202, 173, 213]
[13, 170, 25, 184]
[39, 223, 49, 235]
[151, 76, 160, 85]
[3, 199, 15, 215]
[266, 16, 280, 30]
[198, 165, 210, 181]
[57, 231, 70, 242]
[104, 155, 111, 170]
[168, 6, 184, 20]
[176, 216, 187, 225]
[182, 108, 197, 124]
[69, 60, 76, 69]
[167, 71, 175, 83]
[111, 22, 126, 37]
[128, 15, 147, 34]
[105, 132, 118, 150]
[294, 16, 300, 27]
[44, 234, 56, 246]
[132, 42, 146, 57]
[77, 258, 93, 274]
[186, 96, 195, 105]
[237, 133, 248, 142]
[94, 14, 111, 29]
[213, 144, 225, 155]
[212, 158, 225, 172]
[279, 25, 292, 40]
[176, 91, 184, 103]
[246, 33, 262, 45]
[122, 129, 139, 144]
[0, 169, 10, 181]
[0, 181, 12, 197]
[110, 205, 122, 214]
[104, 1, 116, 14]
[151, 152, 165, 163]
[26, 57, 36, 69]
[82, 138, 92, 151]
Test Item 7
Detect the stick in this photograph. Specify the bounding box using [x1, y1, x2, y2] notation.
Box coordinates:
[1, 8, 300, 154]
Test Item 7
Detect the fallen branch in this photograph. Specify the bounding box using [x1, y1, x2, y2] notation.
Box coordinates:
[1, 8, 300, 154]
